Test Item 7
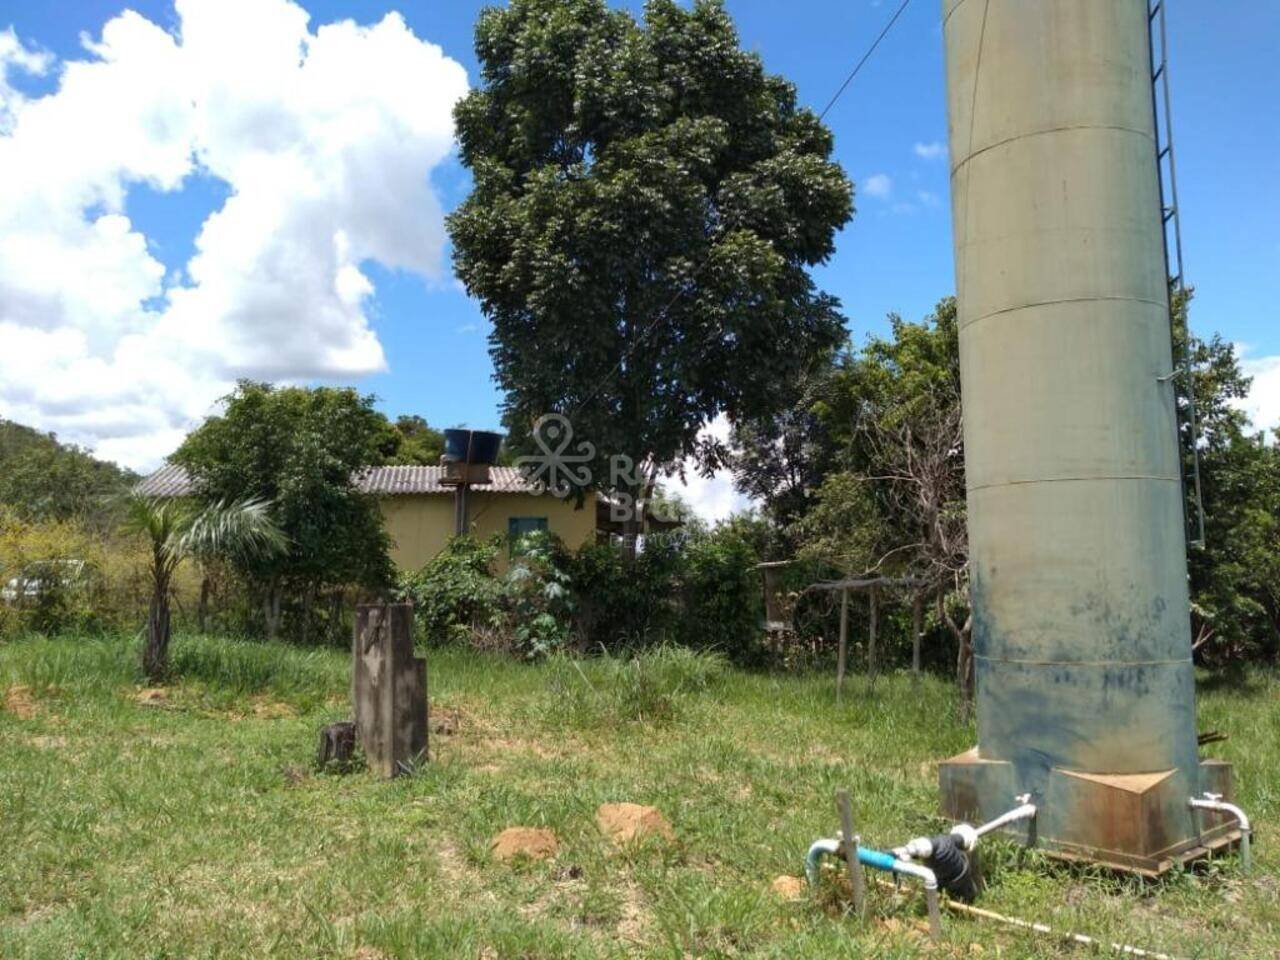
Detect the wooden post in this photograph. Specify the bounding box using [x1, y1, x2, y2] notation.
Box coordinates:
[911, 593, 924, 679]
[836, 587, 849, 703]
[867, 587, 879, 685]
[353, 603, 427, 778]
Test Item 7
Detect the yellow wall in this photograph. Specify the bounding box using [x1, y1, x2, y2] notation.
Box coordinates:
[379, 491, 597, 572]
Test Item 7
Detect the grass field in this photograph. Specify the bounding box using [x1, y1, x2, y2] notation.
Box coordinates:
[1, 634, 1277, 959]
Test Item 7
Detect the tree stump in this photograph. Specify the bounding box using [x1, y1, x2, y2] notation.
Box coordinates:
[316, 721, 357, 771]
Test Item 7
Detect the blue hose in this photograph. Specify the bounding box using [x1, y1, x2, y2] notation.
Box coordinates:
[805, 838, 904, 885]
[857, 847, 898, 872]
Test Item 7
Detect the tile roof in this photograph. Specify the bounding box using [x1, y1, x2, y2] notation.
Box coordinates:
[134, 463, 195, 498]
[135, 464, 538, 498]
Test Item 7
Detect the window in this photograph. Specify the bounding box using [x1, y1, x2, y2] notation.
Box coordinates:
[508, 516, 548, 556]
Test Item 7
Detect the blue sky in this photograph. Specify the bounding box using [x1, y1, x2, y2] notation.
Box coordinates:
[1, 0, 1277, 489]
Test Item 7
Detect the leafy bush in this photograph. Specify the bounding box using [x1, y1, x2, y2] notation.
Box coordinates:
[0, 509, 191, 639]
[502, 530, 574, 658]
[397, 535, 504, 645]
[679, 528, 763, 664]
[543, 645, 726, 727]
[567, 533, 686, 651]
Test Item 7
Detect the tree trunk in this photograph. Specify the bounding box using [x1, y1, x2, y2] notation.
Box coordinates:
[867, 586, 879, 687]
[836, 587, 849, 703]
[939, 587, 975, 714]
[142, 571, 172, 681]
[911, 594, 924, 678]
[316, 721, 357, 770]
[197, 573, 211, 635]
[263, 582, 283, 640]
[300, 582, 316, 645]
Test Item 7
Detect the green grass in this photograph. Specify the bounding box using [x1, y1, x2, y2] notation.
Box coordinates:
[1, 634, 1276, 959]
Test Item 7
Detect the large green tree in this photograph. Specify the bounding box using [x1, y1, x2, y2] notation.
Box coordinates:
[173, 382, 398, 639]
[1173, 291, 1280, 662]
[449, 0, 852, 517]
[386, 415, 447, 466]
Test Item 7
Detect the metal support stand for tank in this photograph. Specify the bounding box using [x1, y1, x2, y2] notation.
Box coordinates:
[352, 603, 427, 778]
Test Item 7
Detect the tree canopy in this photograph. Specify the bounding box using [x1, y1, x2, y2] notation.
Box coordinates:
[172, 382, 397, 636]
[448, 0, 853, 499]
[387, 415, 447, 466]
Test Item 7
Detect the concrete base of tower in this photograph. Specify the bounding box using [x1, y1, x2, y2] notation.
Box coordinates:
[939, 750, 1241, 876]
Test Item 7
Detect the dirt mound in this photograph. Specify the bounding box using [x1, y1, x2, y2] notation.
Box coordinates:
[596, 803, 674, 845]
[3, 685, 37, 719]
[770, 875, 806, 900]
[134, 687, 168, 706]
[490, 827, 559, 862]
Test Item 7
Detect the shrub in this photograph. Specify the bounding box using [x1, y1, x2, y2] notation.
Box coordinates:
[679, 528, 763, 665]
[502, 530, 574, 658]
[397, 535, 504, 645]
[567, 533, 686, 651]
[0, 509, 192, 639]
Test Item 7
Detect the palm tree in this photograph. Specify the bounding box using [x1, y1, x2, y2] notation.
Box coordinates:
[125, 496, 287, 680]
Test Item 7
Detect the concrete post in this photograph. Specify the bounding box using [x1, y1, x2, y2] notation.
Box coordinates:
[353, 603, 427, 778]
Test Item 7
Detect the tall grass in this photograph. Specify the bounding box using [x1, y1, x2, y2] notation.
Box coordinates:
[542, 645, 726, 727]
[1, 632, 347, 707]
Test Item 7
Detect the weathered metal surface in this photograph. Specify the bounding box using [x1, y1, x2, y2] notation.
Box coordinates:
[353, 603, 427, 778]
[938, 0, 1231, 867]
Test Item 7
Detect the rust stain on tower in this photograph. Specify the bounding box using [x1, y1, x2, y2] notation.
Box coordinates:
[936, 0, 1238, 873]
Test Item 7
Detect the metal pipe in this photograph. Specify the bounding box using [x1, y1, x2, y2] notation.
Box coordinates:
[805, 838, 942, 938]
[973, 795, 1036, 839]
[1189, 794, 1252, 873]
[895, 796, 1036, 861]
[805, 838, 841, 886]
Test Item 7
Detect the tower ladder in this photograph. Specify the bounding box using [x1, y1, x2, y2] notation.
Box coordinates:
[1149, 0, 1206, 548]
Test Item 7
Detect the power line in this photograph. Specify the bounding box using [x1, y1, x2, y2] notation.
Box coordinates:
[571, 0, 916, 419]
[819, 0, 914, 120]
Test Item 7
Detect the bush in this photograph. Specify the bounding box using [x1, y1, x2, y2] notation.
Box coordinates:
[399, 531, 578, 658]
[397, 535, 504, 645]
[0, 509, 192, 639]
[399, 525, 765, 664]
[679, 528, 763, 664]
[567, 533, 686, 651]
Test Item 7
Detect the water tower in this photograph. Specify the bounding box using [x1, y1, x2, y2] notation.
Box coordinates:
[936, 0, 1241, 872]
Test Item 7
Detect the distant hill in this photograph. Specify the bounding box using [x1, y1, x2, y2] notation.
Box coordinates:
[0, 419, 137, 525]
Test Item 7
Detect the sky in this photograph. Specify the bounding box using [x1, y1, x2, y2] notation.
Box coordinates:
[0, 0, 1276, 520]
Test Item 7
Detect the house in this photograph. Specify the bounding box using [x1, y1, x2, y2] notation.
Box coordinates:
[136, 463, 598, 571]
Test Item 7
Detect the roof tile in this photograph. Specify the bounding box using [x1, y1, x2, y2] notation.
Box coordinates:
[135, 464, 538, 498]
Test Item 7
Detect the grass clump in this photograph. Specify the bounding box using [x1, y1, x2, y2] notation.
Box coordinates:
[544, 646, 726, 727]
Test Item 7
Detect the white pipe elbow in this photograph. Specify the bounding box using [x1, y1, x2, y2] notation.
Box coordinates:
[1189, 795, 1251, 833]
[891, 858, 938, 890]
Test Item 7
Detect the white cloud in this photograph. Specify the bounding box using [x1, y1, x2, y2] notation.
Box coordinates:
[913, 140, 946, 160]
[0, 1, 468, 469]
[1238, 346, 1280, 434]
[668, 415, 756, 524]
[862, 173, 892, 199]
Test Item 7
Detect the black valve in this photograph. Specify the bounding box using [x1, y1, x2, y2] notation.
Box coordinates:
[924, 834, 978, 903]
